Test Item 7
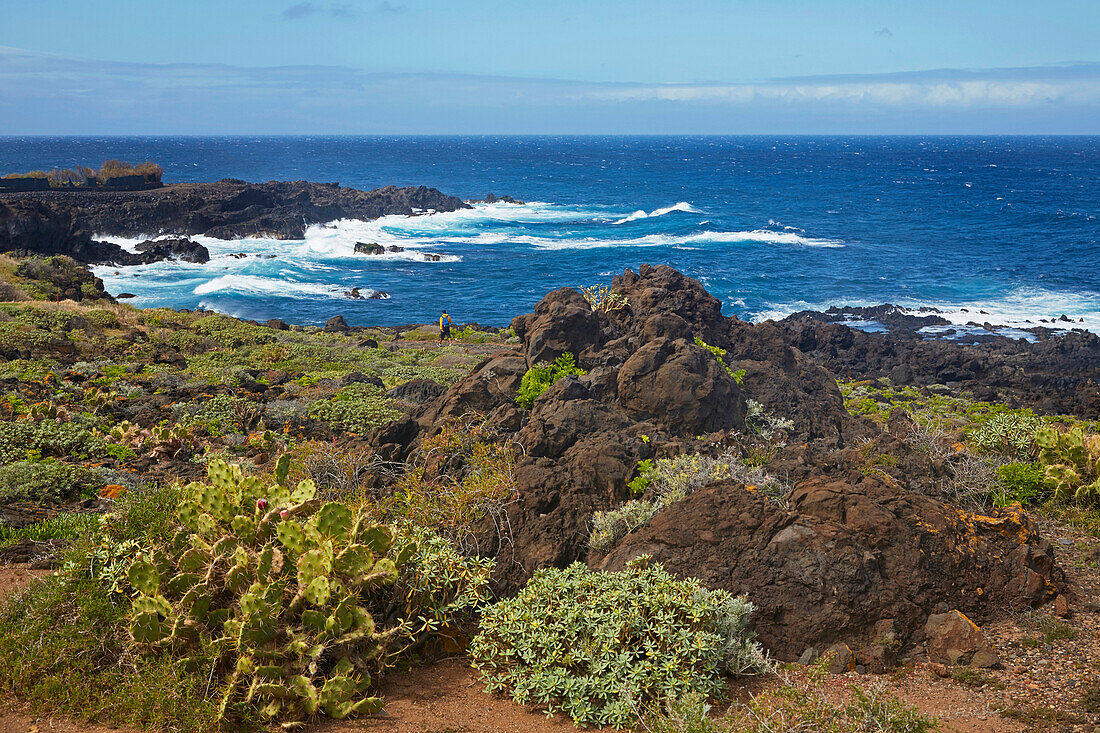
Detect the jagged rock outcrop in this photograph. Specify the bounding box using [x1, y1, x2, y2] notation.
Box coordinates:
[778, 313, 1100, 418]
[376, 264, 1066, 661]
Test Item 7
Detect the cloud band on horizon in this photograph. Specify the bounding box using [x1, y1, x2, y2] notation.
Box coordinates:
[1, 46, 1098, 134]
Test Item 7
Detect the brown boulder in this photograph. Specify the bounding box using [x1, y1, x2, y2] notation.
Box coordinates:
[925, 610, 1000, 668]
[595, 476, 1062, 660]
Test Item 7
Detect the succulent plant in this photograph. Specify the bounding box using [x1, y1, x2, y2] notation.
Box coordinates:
[1036, 426, 1100, 504]
[127, 458, 411, 725]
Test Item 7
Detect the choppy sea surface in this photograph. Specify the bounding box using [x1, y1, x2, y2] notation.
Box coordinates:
[1, 136, 1097, 330]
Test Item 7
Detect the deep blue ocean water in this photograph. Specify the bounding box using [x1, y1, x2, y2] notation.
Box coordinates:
[1, 136, 1097, 330]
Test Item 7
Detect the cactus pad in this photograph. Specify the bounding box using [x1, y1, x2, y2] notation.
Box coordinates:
[127, 558, 161, 596]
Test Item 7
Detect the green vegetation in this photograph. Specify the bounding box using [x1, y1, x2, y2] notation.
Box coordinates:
[693, 336, 744, 384]
[580, 284, 628, 314]
[590, 451, 788, 554]
[0, 459, 103, 503]
[993, 462, 1047, 507]
[0, 512, 99, 549]
[840, 378, 1100, 509]
[308, 383, 402, 434]
[471, 557, 767, 727]
[515, 352, 587, 408]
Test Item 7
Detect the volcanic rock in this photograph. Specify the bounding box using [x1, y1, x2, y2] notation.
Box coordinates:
[323, 315, 351, 333]
[924, 610, 1000, 667]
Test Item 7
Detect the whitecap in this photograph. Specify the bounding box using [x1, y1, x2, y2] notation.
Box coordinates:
[612, 201, 702, 224]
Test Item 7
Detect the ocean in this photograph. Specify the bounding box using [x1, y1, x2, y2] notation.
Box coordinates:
[1, 136, 1098, 331]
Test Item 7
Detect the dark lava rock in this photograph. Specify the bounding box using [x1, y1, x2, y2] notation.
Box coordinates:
[266, 319, 290, 330]
[342, 372, 384, 388]
[386, 378, 446, 404]
[387, 245, 404, 253]
[345, 287, 365, 299]
[323, 315, 351, 333]
[117, 292, 137, 299]
[779, 312, 1100, 418]
[375, 263, 1066, 661]
[596, 476, 1058, 659]
[0, 181, 470, 263]
[354, 242, 385, 255]
[135, 237, 210, 263]
[422, 253, 442, 262]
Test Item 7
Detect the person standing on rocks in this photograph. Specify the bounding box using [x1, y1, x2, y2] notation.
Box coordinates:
[439, 309, 453, 344]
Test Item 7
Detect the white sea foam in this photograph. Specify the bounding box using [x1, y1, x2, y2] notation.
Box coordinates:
[192, 274, 348, 299]
[746, 285, 1100, 335]
[613, 201, 702, 224]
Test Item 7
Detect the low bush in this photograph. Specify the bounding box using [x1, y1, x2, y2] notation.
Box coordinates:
[515, 352, 586, 408]
[993, 462, 1047, 507]
[471, 557, 767, 727]
[0, 512, 99, 548]
[378, 415, 518, 547]
[968, 411, 1042, 460]
[0, 459, 102, 503]
[308, 383, 402, 434]
[580, 284, 628, 314]
[0, 419, 108, 463]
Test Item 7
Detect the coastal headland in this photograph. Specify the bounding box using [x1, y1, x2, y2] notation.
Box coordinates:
[0, 181, 1096, 732]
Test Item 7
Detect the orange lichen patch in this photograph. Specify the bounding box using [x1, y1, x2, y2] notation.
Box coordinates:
[98, 484, 126, 499]
[745, 484, 758, 492]
[952, 442, 966, 452]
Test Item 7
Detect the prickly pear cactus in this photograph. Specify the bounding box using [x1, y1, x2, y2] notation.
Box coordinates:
[1036, 426, 1100, 504]
[127, 459, 406, 725]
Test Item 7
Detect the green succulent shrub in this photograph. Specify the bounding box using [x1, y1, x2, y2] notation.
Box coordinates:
[0, 459, 102, 503]
[308, 384, 402, 434]
[471, 557, 767, 727]
[0, 419, 108, 463]
[627, 458, 655, 496]
[515, 353, 587, 409]
[125, 458, 410, 725]
[0, 512, 99, 549]
[993, 462, 1048, 507]
[192, 314, 275, 348]
[967, 411, 1042, 460]
[580, 284, 628, 314]
[1035, 426, 1100, 504]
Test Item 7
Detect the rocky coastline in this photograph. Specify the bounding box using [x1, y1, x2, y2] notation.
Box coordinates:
[0, 246, 1096, 729]
[0, 179, 467, 266]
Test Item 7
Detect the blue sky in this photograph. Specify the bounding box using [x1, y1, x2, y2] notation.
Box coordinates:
[2, 0, 1099, 133]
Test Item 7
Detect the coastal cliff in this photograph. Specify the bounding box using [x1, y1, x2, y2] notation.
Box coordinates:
[0, 180, 467, 265]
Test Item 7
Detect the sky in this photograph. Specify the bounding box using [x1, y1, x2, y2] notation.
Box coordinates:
[1, 0, 1099, 134]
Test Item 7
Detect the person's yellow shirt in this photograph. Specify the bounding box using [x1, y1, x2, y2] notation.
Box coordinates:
[439, 314, 451, 328]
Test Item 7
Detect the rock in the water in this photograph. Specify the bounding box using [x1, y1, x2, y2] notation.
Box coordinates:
[925, 610, 1000, 667]
[134, 237, 210, 263]
[354, 242, 385, 255]
[323, 315, 351, 333]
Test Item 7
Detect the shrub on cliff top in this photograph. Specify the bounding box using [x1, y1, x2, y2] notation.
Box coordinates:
[471, 557, 768, 728]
